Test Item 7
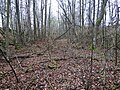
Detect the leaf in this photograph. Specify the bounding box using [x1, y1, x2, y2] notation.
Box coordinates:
[0, 71, 5, 80]
[48, 64, 61, 69]
[89, 44, 96, 51]
[24, 65, 34, 73]
[51, 57, 61, 61]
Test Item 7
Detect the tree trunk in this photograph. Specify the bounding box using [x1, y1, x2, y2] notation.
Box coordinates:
[44, 0, 47, 38]
[41, 0, 44, 38]
[27, 0, 32, 41]
[33, 0, 37, 40]
[6, 0, 10, 50]
[48, 0, 51, 37]
[15, 0, 23, 44]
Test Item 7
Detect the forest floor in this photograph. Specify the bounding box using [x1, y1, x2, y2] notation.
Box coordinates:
[0, 39, 120, 90]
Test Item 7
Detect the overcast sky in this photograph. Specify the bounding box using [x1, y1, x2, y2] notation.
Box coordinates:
[51, 0, 58, 16]
[0, 0, 59, 27]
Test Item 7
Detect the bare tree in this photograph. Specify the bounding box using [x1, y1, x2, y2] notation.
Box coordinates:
[44, 0, 48, 38]
[6, 0, 10, 49]
[79, 0, 81, 29]
[15, 0, 23, 44]
[41, 0, 44, 38]
[33, 0, 37, 40]
[114, 1, 119, 66]
[48, 0, 51, 37]
[26, 0, 32, 41]
[82, 0, 84, 31]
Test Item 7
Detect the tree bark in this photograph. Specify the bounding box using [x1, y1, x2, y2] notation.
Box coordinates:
[41, 0, 44, 38]
[15, 0, 23, 44]
[33, 0, 37, 40]
[44, 0, 47, 38]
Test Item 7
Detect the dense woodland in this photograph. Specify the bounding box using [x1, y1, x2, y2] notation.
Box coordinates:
[0, 0, 120, 90]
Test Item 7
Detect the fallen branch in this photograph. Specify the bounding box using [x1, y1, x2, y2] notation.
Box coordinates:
[12, 54, 31, 59]
[54, 26, 72, 41]
[0, 48, 19, 83]
[45, 77, 54, 90]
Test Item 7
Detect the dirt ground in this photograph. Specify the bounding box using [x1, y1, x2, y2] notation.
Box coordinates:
[0, 39, 120, 90]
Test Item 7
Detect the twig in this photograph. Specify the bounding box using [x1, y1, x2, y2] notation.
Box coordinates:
[0, 48, 19, 83]
[45, 77, 54, 90]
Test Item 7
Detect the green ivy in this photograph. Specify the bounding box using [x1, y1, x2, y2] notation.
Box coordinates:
[89, 44, 96, 51]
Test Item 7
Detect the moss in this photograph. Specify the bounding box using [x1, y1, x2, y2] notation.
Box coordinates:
[48, 64, 61, 69]
[15, 44, 23, 50]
